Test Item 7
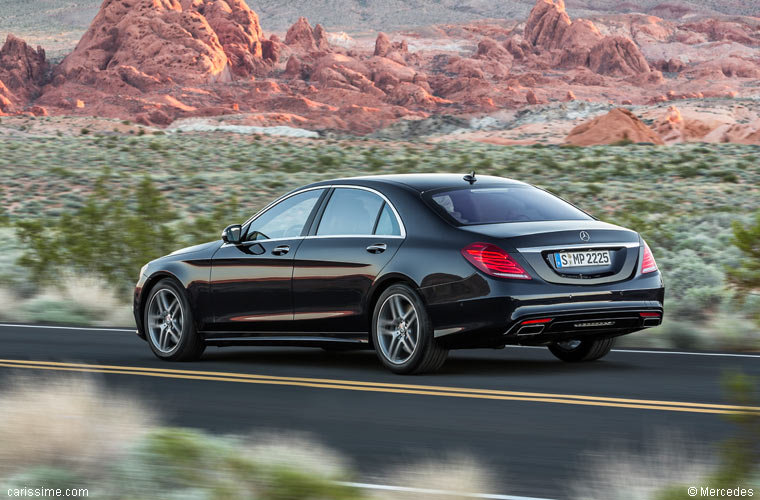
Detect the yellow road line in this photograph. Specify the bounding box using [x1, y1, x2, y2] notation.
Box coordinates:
[0, 359, 757, 415]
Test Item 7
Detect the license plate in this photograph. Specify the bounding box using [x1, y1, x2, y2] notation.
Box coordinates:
[554, 250, 610, 268]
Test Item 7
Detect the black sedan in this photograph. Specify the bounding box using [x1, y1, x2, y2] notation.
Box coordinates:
[134, 174, 664, 374]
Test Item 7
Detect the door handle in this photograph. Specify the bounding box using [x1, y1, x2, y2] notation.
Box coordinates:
[272, 245, 290, 256]
[366, 243, 387, 254]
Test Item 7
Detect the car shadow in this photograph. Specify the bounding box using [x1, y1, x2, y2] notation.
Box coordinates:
[199, 347, 639, 377]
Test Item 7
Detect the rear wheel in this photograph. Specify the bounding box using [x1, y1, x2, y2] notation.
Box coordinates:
[372, 284, 448, 374]
[548, 338, 615, 362]
[144, 279, 205, 361]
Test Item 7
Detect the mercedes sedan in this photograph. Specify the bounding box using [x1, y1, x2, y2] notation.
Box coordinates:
[134, 174, 664, 374]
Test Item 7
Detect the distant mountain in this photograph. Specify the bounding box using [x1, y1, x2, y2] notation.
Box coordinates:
[0, 0, 756, 51]
[250, 0, 756, 31]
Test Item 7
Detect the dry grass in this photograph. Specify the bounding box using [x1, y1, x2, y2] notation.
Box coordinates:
[372, 454, 496, 500]
[0, 274, 134, 326]
[571, 435, 713, 500]
[56, 274, 134, 326]
[244, 432, 353, 480]
[0, 287, 21, 321]
[0, 374, 155, 476]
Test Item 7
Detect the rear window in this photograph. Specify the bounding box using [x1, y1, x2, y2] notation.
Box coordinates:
[427, 186, 592, 225]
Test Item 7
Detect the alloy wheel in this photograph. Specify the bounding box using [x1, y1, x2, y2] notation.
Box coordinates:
[147, 288, 184, 354]
[377, 293, 419, 365]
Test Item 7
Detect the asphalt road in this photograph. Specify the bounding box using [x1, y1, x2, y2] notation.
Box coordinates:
[1, 323, 759, 499]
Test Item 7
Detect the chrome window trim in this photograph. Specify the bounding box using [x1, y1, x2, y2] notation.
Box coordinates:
[221, 236, 305, 248]
[243, 185, 327, 227]
[243, 184, 407, 240]
[220, 232, 405, 248]
[517, 242, 640, 253]
[303, 234, 405, 240]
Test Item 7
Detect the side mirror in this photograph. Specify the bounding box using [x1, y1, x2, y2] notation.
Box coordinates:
[222, 224, 242, 244]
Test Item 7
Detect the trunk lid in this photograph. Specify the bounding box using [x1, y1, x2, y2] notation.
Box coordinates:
[461, 220, 642, 285]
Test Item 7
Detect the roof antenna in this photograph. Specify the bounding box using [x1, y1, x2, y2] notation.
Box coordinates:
[463, 171, 477, 185]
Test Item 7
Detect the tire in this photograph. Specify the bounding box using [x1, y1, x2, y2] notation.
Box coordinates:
[548, 338, 615, 362]
[143, 278, 205, 362]
[371, 284, 448, 374]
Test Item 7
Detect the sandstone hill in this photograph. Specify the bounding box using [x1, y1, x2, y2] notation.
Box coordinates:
[0, 0, 759, 143]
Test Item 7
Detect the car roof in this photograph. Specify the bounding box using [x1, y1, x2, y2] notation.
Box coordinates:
[307, 173, 528, 193]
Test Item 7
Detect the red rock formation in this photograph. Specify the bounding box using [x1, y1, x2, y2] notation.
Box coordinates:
[524, 0, 650, 78]
[374, 32, 409, 63]
[681, 19, 760, 46]
[285, 17, 329, 52]
[651, 105, 713, 143]
[524, 0, 571, 50]
[283, 55, 304, 79]
[653, 58, 685, 73]
[565, 108, 665, 145]
[504, 38, 532, 60]
[56, 0, 272, 85]
[684, 58, 760, 80]
[588, 36, 651, 76]
[0, 34, 49, 106]
[0, 86, 12, 113]
[0, 0, 758, 138]
[476, 38, 512, 61]
[198, 0, 270, 76]
[374, 33, 392, 57]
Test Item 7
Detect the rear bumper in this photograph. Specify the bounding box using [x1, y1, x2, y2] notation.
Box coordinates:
[423, 272, 664, 349]
[504, 303, 662, 345]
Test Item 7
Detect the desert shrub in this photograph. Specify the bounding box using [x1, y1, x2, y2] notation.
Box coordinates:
[727, 211, 760, 324]
[374, 455, 495, 500]
[17, 297, 92, 325]
[0, 377, 362, 500]
[179, 195, 245, 245]
[16, 176, 179, 292]
[657, 373, 760, 499]
[571, 435, 711, 500]
[655, 320, 707, 350]
[0, 375, 155, 476]
[4, 274, 135, 326]
[573, 375, 760, 500]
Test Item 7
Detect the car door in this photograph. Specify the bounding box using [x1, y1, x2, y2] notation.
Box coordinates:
[209, 188, 327, 332]
[292, 186, 405, 334]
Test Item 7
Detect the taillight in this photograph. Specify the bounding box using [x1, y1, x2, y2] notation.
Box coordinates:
[641, 241, 658, 274]
[522, 318, 552, 324]
[461, 242, 531, 280]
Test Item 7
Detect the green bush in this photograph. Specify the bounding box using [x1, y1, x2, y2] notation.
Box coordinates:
[727, 211, 760, 324]
[18, 298, 92, 325]
[2, 427, 366, 500]
[657, 373, 760, 500]
[16, 177, 179, 293]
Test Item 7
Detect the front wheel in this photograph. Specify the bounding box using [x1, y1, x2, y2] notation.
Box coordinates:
[144, 278, 205, 361]
[371, 284, 448, 374]
[548, 338, 615, 362]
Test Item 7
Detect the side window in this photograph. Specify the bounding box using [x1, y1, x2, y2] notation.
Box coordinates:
[317, 188, 384, 236]
[374, 203, 401, 236]
[246, 189, 323, 241]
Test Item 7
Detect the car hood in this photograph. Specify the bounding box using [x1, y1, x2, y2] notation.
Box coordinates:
[168, 240, 223, 257]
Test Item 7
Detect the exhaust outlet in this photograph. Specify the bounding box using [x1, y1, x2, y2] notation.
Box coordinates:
[517, 324, 546, 336]
[642, 317, 661, 327]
